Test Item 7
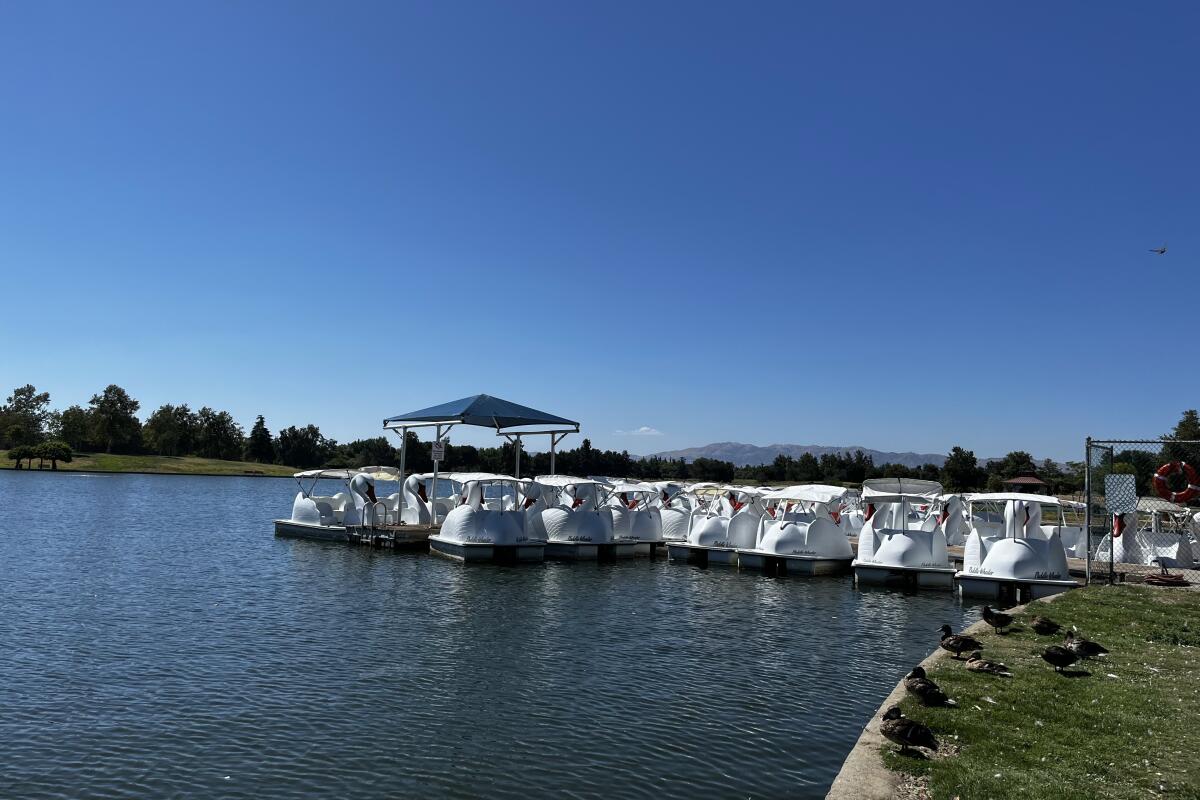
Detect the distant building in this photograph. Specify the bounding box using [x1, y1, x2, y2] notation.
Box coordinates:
[1003, 470, 1049, 494]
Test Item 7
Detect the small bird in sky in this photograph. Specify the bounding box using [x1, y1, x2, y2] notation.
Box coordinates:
[1149, 244, 1167, 255]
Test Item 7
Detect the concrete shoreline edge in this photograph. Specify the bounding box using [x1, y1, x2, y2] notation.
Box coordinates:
[824, 593, 1065, 799]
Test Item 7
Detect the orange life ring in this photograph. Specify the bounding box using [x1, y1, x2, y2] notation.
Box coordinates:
[1153, 461, 1200, 503]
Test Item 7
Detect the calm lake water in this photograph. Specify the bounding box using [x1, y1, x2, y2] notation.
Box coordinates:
[0, 472, 981, 799]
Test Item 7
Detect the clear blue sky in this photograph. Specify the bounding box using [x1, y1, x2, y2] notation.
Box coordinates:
[2, 2, 1196, 461]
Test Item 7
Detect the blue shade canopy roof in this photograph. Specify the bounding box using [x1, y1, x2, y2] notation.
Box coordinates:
[383, 394, 578, 430]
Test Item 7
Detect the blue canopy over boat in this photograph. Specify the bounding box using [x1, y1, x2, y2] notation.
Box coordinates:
[383, 394, 578, 431]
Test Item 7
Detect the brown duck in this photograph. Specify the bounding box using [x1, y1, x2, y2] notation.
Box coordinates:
[1030, 615, 1061, 636]
[938, 624, 982, 659]
[1065, 629, 1109, 660]
[880, 706, 939, 754]
[1042, 644, 1079, 672]
[965, 651, 1012, 677]
[982, 605, 1013, 633]
[903, 666, 956, 706]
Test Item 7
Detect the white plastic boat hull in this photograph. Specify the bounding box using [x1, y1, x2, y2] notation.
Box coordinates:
[429, 536, 544, 564]
[545, 541, 599, 560]
[274, 519, 348, 542]
[738, 550, 852, 576]
[667, 542, 739, 566]
[609, 543, 638, 560]
[852, 562, 957, 589]
[545, 541, 636, 560]
[955, 573, 1076, 600]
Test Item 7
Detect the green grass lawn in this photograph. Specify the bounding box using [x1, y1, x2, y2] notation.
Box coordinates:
[0, 450, 297, 477]
[884, 585, 1200, 799]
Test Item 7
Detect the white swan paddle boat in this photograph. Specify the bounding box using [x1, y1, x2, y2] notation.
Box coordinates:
[955, 493, 1077, 600]
[653, 482, 692, 548]
[601, 480, 664, 556]
[274, 468, 432, 547]
[852, 478, 956, 589]
[530, 476, 634, 560]
[428, 472, 545, 563]
[666, 485, 766, 566]
[1094, 496, 1197, 572]
[737, 484, 858, 575]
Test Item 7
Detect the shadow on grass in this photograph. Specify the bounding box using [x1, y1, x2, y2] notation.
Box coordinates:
[1058, 669, 1091, 678]
[890, 748, 934, 761]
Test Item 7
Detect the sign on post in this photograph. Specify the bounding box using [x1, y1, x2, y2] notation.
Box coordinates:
[431, 441, 446, 462]
[1104, 474, 1137, 514]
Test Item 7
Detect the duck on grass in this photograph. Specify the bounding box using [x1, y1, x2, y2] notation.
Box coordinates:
[880, 586, 1200, 800]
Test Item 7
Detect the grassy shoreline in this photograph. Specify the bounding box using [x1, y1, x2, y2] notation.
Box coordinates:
[0, 451, 297, 477]
[883, 585, 1200, 799]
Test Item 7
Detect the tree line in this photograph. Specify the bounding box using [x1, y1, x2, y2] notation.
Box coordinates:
[2, 384, 1195, 494]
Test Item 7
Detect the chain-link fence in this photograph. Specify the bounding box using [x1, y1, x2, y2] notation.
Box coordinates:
[1085, 438, 1200, 585]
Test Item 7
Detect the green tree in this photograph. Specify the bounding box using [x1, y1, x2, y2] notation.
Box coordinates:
[50, 405, 93, 451]
[276, 424, 336, 468]
[195, 407, 245, 460]
[1162, 409, 1200, 468]
[940, 446, 982, 491]
[994, 451, 1037, 478]
[690, 457, 735, 482]
[89, 385, 142, 453]
[1058, 461, 1086, 495]
[792, 452, 822, 482]
[35, 440, 72, 470]
[7, 445, 36, 469]
[0, 384, 51, 447]
[142, 403, 199, 456]
[244, 415, 275, 463]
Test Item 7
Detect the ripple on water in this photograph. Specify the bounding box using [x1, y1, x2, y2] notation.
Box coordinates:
[0, 472, 980, 799]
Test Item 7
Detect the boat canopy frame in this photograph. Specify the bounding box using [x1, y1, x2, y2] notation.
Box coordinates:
[292, 468, 357, 497]
[966, 492, 1068, 530]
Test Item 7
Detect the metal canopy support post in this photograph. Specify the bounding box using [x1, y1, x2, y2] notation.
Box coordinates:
[431, 424, 448, 524]
[399, 427, 407, 482]
[550, 431, 571, 476]
[387, 426, 410, 521]
[500, 432, 525, 479]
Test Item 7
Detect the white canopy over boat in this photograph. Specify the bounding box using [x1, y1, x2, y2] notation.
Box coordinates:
[861, 478, 943, 504]
[534, 474, 603, 488]
[355, 465, 403, 481]
[762, 484, 856, 504]
[293, 468, 357, 480]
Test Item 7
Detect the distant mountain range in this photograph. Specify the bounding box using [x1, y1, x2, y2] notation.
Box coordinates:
[644, 442, 948, 469]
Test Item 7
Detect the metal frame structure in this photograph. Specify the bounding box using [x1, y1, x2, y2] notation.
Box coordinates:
[382, 396, 580, 521]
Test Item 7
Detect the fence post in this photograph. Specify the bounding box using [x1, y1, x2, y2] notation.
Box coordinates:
[1084, 436, 1091, 585]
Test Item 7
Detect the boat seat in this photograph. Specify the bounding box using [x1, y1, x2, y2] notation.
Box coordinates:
[315, 501, 335, 526]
